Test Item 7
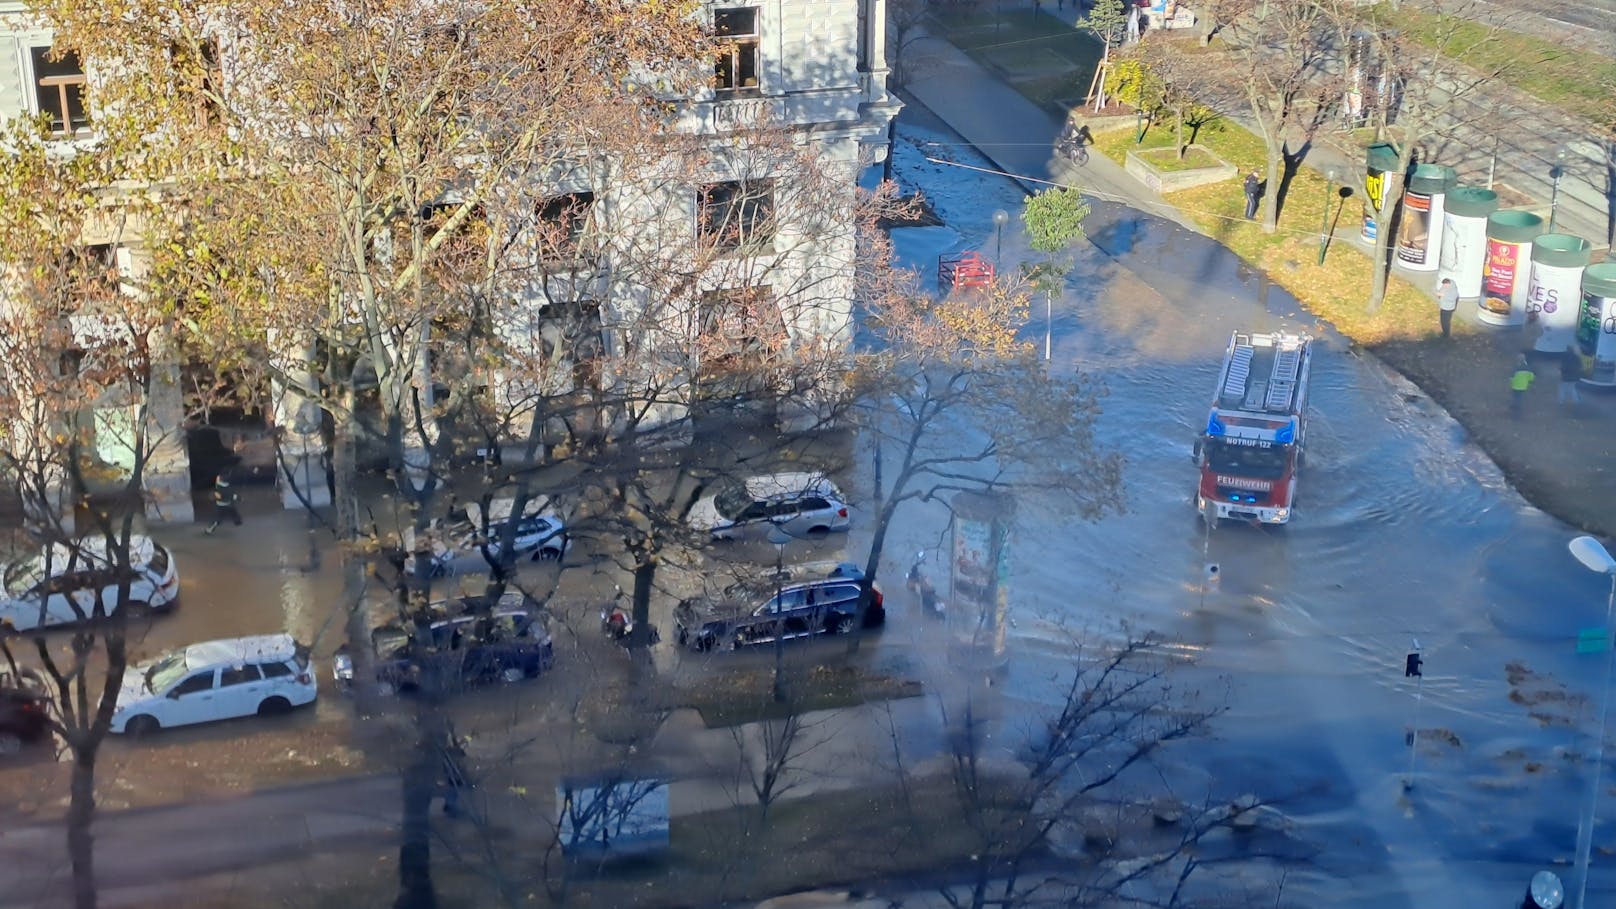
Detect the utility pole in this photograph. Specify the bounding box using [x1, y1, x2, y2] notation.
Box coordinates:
[1404, 639, 1424, 791]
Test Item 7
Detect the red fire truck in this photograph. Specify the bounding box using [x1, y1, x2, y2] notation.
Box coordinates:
[1195, 331, 1313, 525]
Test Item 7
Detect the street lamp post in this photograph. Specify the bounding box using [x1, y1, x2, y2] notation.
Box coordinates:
[1549, 148, 1569, 233]
[1318, 165, 1338, 266]
[769, 525, 792, 704]
[1569, 534, 1616, 909]
[992, 209, 1009, 271]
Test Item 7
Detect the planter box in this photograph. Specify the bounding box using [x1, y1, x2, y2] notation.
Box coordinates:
[1124, 144, 1237, 194]
[1063, 109, 1141, 135]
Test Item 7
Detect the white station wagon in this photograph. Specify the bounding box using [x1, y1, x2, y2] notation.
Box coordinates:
[112, 634, 316, 736]
[0, 536, 180, 631]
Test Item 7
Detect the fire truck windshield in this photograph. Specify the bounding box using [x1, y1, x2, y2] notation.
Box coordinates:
[1205, 438, 1290, 479]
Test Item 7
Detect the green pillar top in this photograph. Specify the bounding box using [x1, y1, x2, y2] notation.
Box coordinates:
[1531, 234, 1592, 268]
[1366, 143, 1400, 172]
[1446, 186, 1499, 219]
[1406, 164, 1454, 194]
[1586, 262, 1616, 298]
[1486, 210, 1544, 243]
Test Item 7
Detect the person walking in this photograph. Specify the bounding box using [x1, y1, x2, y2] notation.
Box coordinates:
[1558, 344, 1583, 406]
[203, 472, 242, 535]
[1509, 354, 1535, 418]
[1436, 278, 1459, 338]
[1242, 172, 1261, 220]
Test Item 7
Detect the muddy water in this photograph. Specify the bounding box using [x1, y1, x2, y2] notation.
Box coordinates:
[884, 119, 1616, 905]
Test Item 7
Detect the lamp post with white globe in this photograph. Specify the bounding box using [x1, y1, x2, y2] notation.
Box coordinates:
[1569, 534, 1616, 908]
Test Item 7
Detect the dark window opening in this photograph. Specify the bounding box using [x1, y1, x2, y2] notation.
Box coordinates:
[170, 39, 223, 126]
[697, 285, 783, 398]
[32, 46, 88, 134]
[535, 192, 595, 262]
[713, 8, 760, 93]
[697, 180, 774, 252]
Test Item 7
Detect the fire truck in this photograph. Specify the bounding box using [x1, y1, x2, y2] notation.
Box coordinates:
[1195, 331, 1312, 525]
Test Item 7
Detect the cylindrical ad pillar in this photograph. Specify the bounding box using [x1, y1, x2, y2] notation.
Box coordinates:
[1528, 234, 1593, 353]
[1438, 186, 1498, 300]
[1395, 164, 1453, 271]
[1361, 142, 1400, 244]
[1477, 210, 1545, 326]
[1576, 263, 1616, 388]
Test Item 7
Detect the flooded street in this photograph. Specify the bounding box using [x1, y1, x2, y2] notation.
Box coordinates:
[881, 114, 1616, 906]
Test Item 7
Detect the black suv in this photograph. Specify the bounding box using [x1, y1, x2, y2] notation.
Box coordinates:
[333, 593, 554, 695]
[674, 563, 884, 652]
[0, 670, 52, 755]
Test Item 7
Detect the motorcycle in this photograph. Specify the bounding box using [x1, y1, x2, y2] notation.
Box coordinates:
[600, 587, 660, 647]
[906, 550, 946, 620]
[1055, 122, 1091, 166]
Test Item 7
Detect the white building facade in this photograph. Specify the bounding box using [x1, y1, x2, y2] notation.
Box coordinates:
[0, 0, 900, 517]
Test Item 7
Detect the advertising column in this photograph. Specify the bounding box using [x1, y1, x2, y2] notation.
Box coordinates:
[1437, 186, 1498, 300]
[1577, 263, 1616, 388]
[1528, 234, 1594, 353]
[1477, 210, 1544, 327]
[1395, 164, 1453, 271]
[949, 490, 1015, 670]
[1361, 143, 1400, 244]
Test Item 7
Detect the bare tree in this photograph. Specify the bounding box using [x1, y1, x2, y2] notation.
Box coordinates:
[933, 636, 1230, 909]
[0, 114, 204, 909]
[1320, 0, 1530, 310]
[847, 195, 1122, 647]
[1217, 1, 1341, 231]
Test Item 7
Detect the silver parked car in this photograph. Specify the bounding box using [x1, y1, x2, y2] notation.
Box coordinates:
[686, 473, 851, 541]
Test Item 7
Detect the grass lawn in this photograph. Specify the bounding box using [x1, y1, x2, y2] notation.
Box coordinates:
[671, 664, 924, 728]
[1095, 119, 1437, 346]
[1134, 145, 1225, 172]
[1365, 2, 1616, 127]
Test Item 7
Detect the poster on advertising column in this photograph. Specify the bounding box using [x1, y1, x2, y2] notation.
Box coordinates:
[1361, 143, 1399, 243]
[1437, 186, 1497, 299]
[949, 490, 1014, 669]
[1477, 210, 1543, 326]
[1395, 164, 1451, 270]
[1578, 264, 1616, 388]
[1528, 234, 1593, 353]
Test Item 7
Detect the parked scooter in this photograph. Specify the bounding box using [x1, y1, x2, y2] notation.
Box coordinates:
[906, 550, 946, 620]
[600, 587, 660, 647]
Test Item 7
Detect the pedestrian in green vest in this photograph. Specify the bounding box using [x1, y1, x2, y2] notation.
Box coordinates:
[1509, 354, 1534, 419]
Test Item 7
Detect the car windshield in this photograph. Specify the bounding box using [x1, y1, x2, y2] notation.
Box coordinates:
[3, 557, 44, 597]
[1205, 439, 1290, 480]
[143, 652, 190, 693]
[712, 483, 755, 520]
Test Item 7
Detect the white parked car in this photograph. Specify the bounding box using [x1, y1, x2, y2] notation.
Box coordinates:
[403, 496, 570, 578]
[0, 536, 180, 631]
[111, 634, 316, 736]
[687, 473, 852, 541]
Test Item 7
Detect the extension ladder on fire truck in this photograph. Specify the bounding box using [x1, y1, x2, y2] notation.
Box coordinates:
[1265, 346, 1301, 411]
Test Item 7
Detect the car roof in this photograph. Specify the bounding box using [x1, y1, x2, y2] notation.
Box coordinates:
[184, 633, 298, 668]
[37, 535, 158, 570]
[743, 472, 840, 499]
[464, 496, 558, 525]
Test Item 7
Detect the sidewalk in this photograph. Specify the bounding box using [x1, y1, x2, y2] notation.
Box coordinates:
[0, 695, 954, 908]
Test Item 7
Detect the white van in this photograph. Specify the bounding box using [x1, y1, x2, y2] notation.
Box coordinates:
[0, 536, 180, 631]
[112, 634, 316, 736]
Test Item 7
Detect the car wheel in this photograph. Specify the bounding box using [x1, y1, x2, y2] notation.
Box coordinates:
[0, 731, 23, 756]
[805, 525, 831, 537]
[825, 614, 850, 635]
[123, 599, 153, 618]
[695, 634, 714, 653]
[532, 546, 561, 562]
[257, 696, 293, 716]
[125, 715, 159, 738]
[500, 666, 526, 683]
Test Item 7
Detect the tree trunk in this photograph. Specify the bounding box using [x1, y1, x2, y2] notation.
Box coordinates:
[882, 116, 898, 184]
[1174, 109, 1185, 158]
[394, 719, 439, 909]
[847, 493, 899, 655]
[66, 746, 97, 909]
[1366, 171, 1405, 311]
[628, 558, 657, 687]
[332, 386, 378, 714]
[1262, 146, 1282, 233]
